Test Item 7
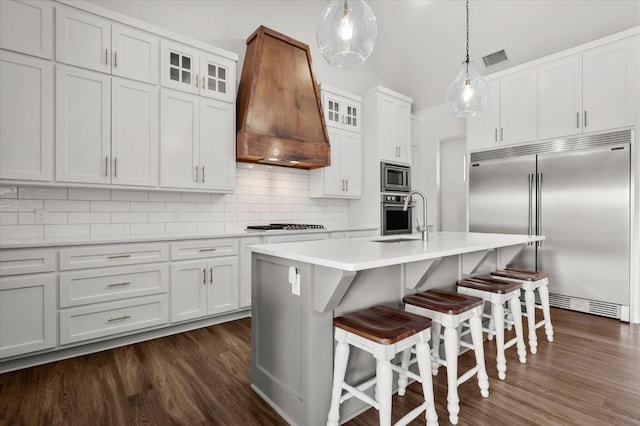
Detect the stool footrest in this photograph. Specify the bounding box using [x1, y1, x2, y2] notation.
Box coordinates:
[390, 363, 423, 384]
[340, 381, 378, 408]
[504, 337, 518, 350]
[459, 340, 474, 350]
[396, 402, 430, 426]
[458, 365, 481, 386]
[535, 319, 546, 330]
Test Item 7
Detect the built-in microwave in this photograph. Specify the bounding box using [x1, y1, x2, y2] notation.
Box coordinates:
[380, 162, 411, 193]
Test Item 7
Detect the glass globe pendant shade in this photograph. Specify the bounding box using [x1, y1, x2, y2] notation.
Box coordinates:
[446, 62, 489, 118]
[316, 0, 377, 70]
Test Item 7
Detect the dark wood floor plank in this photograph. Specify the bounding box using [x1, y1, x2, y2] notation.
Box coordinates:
[1, 307, 639, 426]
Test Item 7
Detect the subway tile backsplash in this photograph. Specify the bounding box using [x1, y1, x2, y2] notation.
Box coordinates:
[0, 164, 349, 239]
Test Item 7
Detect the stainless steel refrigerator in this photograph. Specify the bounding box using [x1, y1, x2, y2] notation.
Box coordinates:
[469, 130, 631, 321]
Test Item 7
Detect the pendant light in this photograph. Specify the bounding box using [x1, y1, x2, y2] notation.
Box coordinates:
[446, 0, 488, 118]
[316, 0, 377, 70]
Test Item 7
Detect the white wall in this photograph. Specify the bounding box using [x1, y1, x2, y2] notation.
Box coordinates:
[412, 104, 466, 229]
[0, 164, 349, 239]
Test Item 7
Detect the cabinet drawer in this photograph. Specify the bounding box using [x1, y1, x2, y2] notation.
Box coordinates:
[59, 243, 169, 271]
[0, 249, 55, 276]
[59, 264, 169, 308]
[171, 239, 239, 261]
[59, 294, 168, 345]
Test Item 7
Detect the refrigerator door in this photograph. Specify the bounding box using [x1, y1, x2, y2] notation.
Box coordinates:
[537, 144, 630, 305]
[469, 155, 537, 268]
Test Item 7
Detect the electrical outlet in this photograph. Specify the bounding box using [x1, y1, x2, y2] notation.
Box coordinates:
[35, 209, 47, 224]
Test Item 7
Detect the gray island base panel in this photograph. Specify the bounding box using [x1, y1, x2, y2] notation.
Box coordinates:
[249, 232, 544, 426]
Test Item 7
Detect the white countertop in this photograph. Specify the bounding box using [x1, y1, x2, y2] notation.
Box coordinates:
[0, 227, 377, 249]
[249, 232, 545, 271]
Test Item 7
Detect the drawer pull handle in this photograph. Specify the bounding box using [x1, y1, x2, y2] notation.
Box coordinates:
[107, 282, 131, 288]
[199, 248, 217, 252]
[107, 315, 131, 322]
[108, 254, 131, 259]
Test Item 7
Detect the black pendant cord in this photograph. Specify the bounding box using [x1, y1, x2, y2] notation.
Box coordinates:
[465, 0, 470, 64]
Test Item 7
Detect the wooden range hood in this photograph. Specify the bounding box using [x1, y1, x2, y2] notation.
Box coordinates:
[236, 26, 330, 169]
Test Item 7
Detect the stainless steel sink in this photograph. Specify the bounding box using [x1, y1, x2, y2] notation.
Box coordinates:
[372, 238, 420, 243]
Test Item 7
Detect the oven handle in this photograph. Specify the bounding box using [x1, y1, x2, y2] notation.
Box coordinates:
[382, 203, 414, 208]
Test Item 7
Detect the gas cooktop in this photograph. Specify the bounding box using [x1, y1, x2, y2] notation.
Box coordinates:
[245, 223, 326, 231]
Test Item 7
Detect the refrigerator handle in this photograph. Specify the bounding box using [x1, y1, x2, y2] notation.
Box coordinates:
[537, 173, 543, 247]
[528, 173, 533, 239]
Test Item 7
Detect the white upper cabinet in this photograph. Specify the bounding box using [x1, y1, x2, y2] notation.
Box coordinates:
[311, 85, 362, 198]
[378, 92, 412, 164]
[56, 7, 111, 74]
[57, 67, 159, 186]
[56, 65, 111, 184]
[111, 78, 159, 187]
[160, 90, 235, 191]
[0, 51, 53, 181]
[161, 41, 236, 102]
[0, 0, 53, 59]
[160, 89, 199, 189]
[111, 24, 159, 84]
[322, 86, 361, 132]
[199, 52, 236, 103]
[538, 54, 582, 140]
[467, 68, 537, 151]
[581, 36, 638, 133]
[56, 6, 159, 84]
[199, 99, 235, 191]
[310, 129, 362, 198]
[539, 36, 638, 140]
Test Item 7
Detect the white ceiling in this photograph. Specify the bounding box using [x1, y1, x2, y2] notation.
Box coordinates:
[89, 0, 640, 112]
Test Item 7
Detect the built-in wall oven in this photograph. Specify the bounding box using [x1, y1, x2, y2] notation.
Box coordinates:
[380, 162, 411, 193]
[381, 194, 413, 235]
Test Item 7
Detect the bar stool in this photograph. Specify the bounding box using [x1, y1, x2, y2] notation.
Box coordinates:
[327, 305, 438, 426]
[491, 268, 554, 354]
[403, 289, 489, 425]
[457, 277, 527, 380]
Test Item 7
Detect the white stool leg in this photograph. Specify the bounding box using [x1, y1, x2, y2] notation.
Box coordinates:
[510, 296, 527, 363]
[376, 358, 393, 426]
[430, 321, 441, 375]
[327, 336, 349, 426]
[524, 288, 538, 354]
[469, 314, 490, 398]
[486, 301, 495, 340]
[415, 340, 438, 426]
[492, 301, 507, 380]
[538, 284, 554, 342]
[397, 349, 411, 396]
[443, 325, 460, 425]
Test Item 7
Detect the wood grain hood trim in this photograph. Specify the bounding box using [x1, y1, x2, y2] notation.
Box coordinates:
[236, 26, 330, 170]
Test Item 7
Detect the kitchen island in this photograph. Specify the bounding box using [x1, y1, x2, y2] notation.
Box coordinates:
[248, 232, 544, 426]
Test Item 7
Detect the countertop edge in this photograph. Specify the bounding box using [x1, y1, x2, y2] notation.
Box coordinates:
[0, 227, 378, 249]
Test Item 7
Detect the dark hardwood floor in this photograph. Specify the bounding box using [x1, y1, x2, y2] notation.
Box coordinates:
[1, 308, 639, 426]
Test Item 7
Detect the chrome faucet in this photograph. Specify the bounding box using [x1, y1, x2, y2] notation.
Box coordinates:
[403, 190, 428, 241]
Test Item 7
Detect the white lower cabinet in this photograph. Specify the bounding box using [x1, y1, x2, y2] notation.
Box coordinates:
[0, 274, 56, 358]
[59, 264, 169, 307]
[170, 257, 239, 322]
[59, 294, 168, 345]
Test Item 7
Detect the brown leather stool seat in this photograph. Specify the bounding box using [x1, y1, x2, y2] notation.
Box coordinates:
[403, 288, 483, 315]
[491, 268, 549, 281]
[333, 305, 432, 345]
[457, 276, 522, 293]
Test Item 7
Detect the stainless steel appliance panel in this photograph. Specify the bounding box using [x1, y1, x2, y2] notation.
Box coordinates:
[380, 162, 411, 193]
[537, 144, 630, 305]
[469, 155, 537, 268]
